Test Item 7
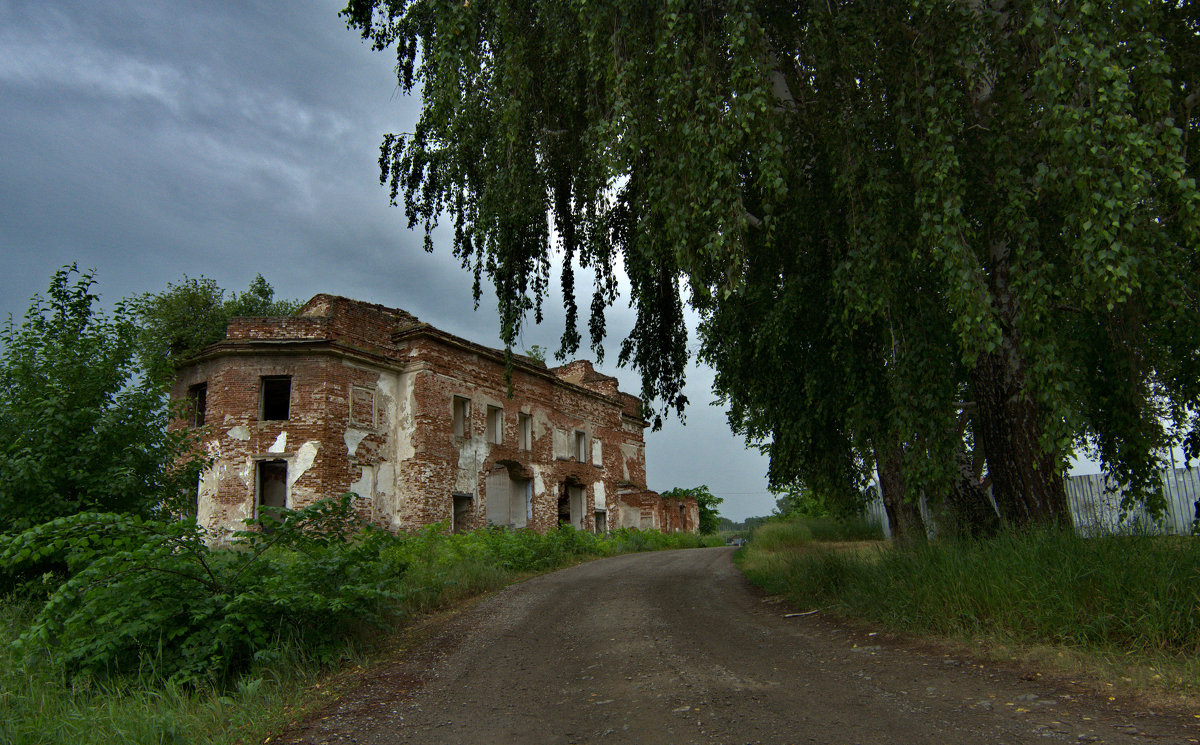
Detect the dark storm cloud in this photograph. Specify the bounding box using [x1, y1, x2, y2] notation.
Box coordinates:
[0, 0, 775, 520]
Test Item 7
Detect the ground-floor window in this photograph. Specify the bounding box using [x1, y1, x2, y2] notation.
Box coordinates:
[558, 482, 585, 529]
[257, 459, 288, 530]
[452, 493, 473, 533]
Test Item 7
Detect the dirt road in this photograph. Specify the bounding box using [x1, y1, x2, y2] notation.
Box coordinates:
[286, 547, 1197, 744]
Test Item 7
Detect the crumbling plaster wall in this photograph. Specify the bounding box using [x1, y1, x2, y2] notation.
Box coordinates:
[173, 353, 330, 539]
[393, 337, 640, 533]
[172, 297, 672, 540]
[172, 347, 417, 539]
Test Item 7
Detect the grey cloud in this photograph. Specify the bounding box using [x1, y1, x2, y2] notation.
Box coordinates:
[0, 0, 775, 521]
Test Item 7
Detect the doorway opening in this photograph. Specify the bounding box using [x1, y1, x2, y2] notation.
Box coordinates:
[257, 459, 288, 530]
[452, 493, 473, 533]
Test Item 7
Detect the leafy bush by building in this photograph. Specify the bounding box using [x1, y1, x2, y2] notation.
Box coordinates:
[0, 267, 204, 534]
[1, 496, 407, 685]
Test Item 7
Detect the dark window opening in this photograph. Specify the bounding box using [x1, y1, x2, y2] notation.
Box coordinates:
[558, 490, 571, 526]
[261, 376, 291, 421]
[452, 493, 473, 534]
[188, 383, 207, 427]
[257, 459, 288, 530]
[558, 482, 584, 528]
[574, 430, 587, 461]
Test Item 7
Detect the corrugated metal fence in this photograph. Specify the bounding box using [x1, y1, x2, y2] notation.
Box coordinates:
[1065, 468, 1199, 536]
[865, 467, 1200, 538]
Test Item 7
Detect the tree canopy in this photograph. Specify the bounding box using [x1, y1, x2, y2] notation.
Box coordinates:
[133, 274, 300, 385]
[344, 1, 1200, 531]
[0, 267, 204, 533]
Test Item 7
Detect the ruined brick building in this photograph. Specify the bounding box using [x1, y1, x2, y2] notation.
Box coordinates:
[171, 295, 698, 539]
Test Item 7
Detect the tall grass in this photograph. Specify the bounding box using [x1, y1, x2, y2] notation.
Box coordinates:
[740, 523, 1200, 663]
[748, 515, 885, 553]
[0, 599, 326, 745]
[1, 525, 719, 745]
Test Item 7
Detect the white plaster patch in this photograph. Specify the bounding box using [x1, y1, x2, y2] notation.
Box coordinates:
[237, 457, 254, 491]
[456, 437, 488, 493]
[592, 438, 603, 466]
[269, 432, 287, 453]
[227, 425, 250, 441]
[344, 428, 368, 456]
[593, 481, 607, 510]
[350, 463, 375, 501]
[377, 462, 396, 506]
[532, 465, 547, 499]
[287, 441, 320, 489]
[395, 372, 417, 462]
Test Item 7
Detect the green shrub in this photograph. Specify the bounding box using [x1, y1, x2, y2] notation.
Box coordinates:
[1, 495, 407, 685]
[0, 267, 205, 534]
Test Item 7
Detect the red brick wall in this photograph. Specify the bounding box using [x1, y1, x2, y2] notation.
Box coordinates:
[171, 296, 693, 541]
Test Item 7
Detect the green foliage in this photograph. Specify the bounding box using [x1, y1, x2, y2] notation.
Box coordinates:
[0, 267, 204, 534]
[523, 344, 547, 365]
[748, 515, 884, 552]
[345, 1, 1200, 528]
[770, 482, 871, 521]
[661, 485, 723, 534]
[1, 496, 407, 685]
[1, 501, 713, 687]
[740, 525, 1200, 660]
[133, 274, 300, 385]
[0, 598, 324, 745]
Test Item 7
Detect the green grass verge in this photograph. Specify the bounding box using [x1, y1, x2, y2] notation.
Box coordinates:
[1, 526, 722, 745]
[738, 519, 1200, 700]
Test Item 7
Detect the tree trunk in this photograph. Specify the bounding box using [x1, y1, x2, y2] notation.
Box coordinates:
[970, 236, 1069, 528]
[875, 440, 926, 543]
[943, 443, 1000, 538]
[970, 348, 1068, 528]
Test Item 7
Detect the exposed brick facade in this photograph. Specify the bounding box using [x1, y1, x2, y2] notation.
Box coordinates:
[171, 295, 698, 540]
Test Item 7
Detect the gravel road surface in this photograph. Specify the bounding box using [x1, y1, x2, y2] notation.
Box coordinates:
[284, 547, 1197, 744]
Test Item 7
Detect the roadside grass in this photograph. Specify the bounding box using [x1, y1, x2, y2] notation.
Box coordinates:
[0, 598, 328, 745]
[737, 519, 1200, 703]
[1, 525, 721, 745]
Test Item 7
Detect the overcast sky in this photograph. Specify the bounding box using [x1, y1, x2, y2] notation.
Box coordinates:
[0, 0, 779, 521]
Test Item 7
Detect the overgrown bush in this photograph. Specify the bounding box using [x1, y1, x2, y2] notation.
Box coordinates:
[1, 496, 407, 685]
[1, 503, 722, 688]
[0, 267, 205, 534]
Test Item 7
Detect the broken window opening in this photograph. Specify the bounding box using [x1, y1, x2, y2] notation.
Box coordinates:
[558, 482, 585, 529]
[187, 383, 207, 427]
[260, 376, 291, 421]
[557, 490, 571, 526]
[594, 509, 607, 534]
[574, 430, 587, 462]
[257, 459, 288, 531]
[518, 412, 532, 450]
[452, 396, 470, 437]
[190, 475, 202, 520]
[452, 493, 473, 534]
[486, 405, 504, 444]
